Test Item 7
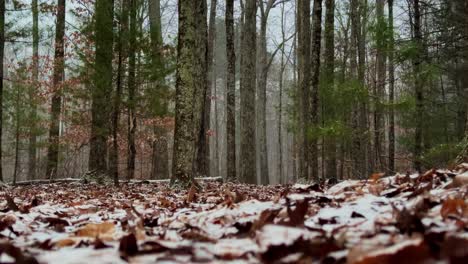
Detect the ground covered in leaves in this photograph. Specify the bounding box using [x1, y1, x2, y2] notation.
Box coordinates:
[1, 165, 468, 264]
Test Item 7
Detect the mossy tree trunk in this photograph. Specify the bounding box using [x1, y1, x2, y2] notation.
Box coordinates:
[239, 0, 257, 184]
[172, 0, 207, 187]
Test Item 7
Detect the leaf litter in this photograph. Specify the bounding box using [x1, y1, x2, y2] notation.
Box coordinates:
[0, 164, 467, 263]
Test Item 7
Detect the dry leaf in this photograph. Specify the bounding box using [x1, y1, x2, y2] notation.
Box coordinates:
[75, 222, 116, 240]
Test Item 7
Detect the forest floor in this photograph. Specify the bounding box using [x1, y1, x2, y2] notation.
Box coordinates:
[1, 165, 468, 264]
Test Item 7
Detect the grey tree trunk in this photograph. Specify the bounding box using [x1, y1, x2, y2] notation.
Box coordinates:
[172, 0, 207, 187]
[28, 0, 39, 180]
[89, 0, 114, 175]
[197, 0, 217, 177]
[350, 0, 366, 179]
[46, 0, 66, 179]
[374, 0, 386, 171]
[388, 0, 395, 172]
[225, 0, 236, 182]
[324, 0, 336, 180]
[110, 0, 129, 185]
[297, 0, 311, 181]
[127, 0, 137, 180]
[0, 0, 3, 182]
[239, 0, 257, 184]
[310, 0, 323, 181]
[149, 0, 169, 179]
[413, 0, 424, 172]
[257, 0, 276, 185]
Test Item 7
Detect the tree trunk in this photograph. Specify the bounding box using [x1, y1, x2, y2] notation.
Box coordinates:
[257, 1, 274, 185]
[388, 0, 395, 172]
[28, 0, 39, 180]
[89, 0, 114, 175]
[225, 0, 236, 182]
[278, 2, 287, 184]
[110, 0, 129, 185]
[149, 0, 169, 179]
[310, 0, 323, 181]
[0, 0, 3, 182]
[197, 0, 217, 177]
[324, 0, 336, 180]
[297, 0, 311, 180]
[413, 0, 423, 172]
[127, 0, 137, 181]
[374, 0, 386, 171]
[46, 0, 66, 179]
[172, 0, 207, 187]
[13, 87, 20, 185]
[239, 0, 257, 184]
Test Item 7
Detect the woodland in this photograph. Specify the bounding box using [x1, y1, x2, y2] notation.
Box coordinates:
[0, 0, 467, 263]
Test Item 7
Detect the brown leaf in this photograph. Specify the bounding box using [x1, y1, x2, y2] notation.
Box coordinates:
[0, 242, 39, 264]
[4, 194, 20, 212]
[94, 237, 112, 249]
[75, 222, 115, 240]
[441, 198, 467, 219]
[0, 214, 16, 232]
[186, 184, 197, 203]
[286, 199, 309, 226]
[119, 233, 138, 256]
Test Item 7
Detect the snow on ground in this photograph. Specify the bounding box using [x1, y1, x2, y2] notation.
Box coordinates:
[1, 164, 468, 263]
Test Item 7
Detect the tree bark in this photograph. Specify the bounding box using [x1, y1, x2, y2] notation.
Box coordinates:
[127, 0, 137, 180]
[324, 0, 336, 180]
[225, 0, 236, 182]
[413, 0, 424, 172]
[28, 0, 39, 180]
[297, 0, 311, 180]
[197, 0, 217, 177]
[0, 0, 3, 182]
[172, 0, 207, 187]
[89, 0, 114, 175]
[149, 0, 169, 179]
[46, 0, 66, 179]
[374, 0, 386, 171]
[310, 0, 323, 181]
[239, 0, 257, 184]
[110, 0, 129, 185]
[388, 0, 395, 172]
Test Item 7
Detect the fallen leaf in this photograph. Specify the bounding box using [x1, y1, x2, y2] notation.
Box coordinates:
[75, 222, 115, 240]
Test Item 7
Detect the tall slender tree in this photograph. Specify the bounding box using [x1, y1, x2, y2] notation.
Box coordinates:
[413, 0, 424, 172]
[225, 0, 236, 181]
[172, 0, 207, 187]
[46, 0, 66, 179]
[239, 0, 257, 184]
[127, 0, 137, 180]
[257, 0, 278, 185]
[89, 0, 114, 175]
[324, 0, 336, 180]
[374, 0, 386, 171]
[0, 0, 5, 182]
[297, 0, 311, 180]
[388, 0, 395, 172]
[110, 0, 129, 184]
[310, 0, 323, 181]
[197, 0, 217, 177]
[28, 0, 39, 180]
[149, 0, 169, 179]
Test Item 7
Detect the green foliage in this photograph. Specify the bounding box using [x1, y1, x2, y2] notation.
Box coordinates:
[421, 143, 464, 167]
